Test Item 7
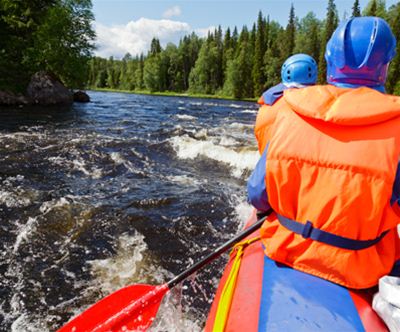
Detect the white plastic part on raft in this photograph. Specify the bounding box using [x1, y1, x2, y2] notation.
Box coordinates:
[379, 276, 400, 308]
[373, 276, 400, 332]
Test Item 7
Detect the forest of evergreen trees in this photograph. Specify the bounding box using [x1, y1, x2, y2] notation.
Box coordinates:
[87, 0, 400, 99]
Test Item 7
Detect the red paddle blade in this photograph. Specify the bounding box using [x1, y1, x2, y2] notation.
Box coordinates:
[58, 283, 169, 332]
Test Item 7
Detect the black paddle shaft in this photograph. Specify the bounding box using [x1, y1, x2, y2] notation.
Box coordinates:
[167, 208, 273, 289]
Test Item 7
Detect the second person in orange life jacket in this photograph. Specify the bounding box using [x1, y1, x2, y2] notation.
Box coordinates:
[255, 54, 317, 153]
[248, 16, 400, 289]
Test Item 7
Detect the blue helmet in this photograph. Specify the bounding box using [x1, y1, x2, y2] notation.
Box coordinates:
[325, 17, 396, 89]
[281, 54, 318, 85]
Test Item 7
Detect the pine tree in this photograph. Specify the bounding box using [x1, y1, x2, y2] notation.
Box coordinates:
[223, 27, 233, 75]
[294, 12, 320, 63]
[284, 4, 296, 59]
[318, 0, 338, 83]
[135, 53, 145, 90]
[264, 16, 270, 49]
[363, 0, 387, 18]
[150, 38, 162, 56]
[189, 38, 219, 94]
[366, 0, 378, 16]
[224, 27, 254, 98]
[143, 56, 161, 92]
[309, 21, 320, 64]
[352, 0, 361, 17]
[252, 11, 267, 96]
[215, 25, 224, 88]
[232, 26, 239, 51]
[386, 3, 400, 93]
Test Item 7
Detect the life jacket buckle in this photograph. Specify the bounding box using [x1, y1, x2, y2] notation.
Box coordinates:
[302, 221, 313, 239]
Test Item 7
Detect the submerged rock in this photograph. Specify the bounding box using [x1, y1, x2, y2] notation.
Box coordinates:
[73, 90, 90, 103]
[0, 90, 29, 106]
[26, 71, 73, 105]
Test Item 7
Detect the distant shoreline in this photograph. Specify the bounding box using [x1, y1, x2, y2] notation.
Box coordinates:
[90, 88, 258, 103]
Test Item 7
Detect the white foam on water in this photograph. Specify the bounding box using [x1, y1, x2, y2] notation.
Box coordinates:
[48, 156, 68, 167]
[0, 175, 35, 207]
[194, 128, 208, 139]
[242, 109, 258, 114]
[0, 132, 45, 140]
[165, 175, 204, 186]
[90, 233, 170, 294]
[3, 175, 25, 183]
[39, 196, 80, 215]
[10, 314, 47, 332]
[219, 136, 237, 147]
[169, 135, 259, 178]
[89, 233, 205, 331]
[72, 159, 103, 179]
[13, 217, 38, 254]
[234, 200, 255, 229]
[130, 147, 153, 170]
[149, 290, 202, 332]
[49, 156, 103, 179]
[203, 102, 220, 107]
[227, 122, 254, 130]
[228, 103, 244, 109]
[39, 197, 70, 215]
[0, 190, 32, 208]
[110, 152, 144, 176]
[176, 114, 197, 121]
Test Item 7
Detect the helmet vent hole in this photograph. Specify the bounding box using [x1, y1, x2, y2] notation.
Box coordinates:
[287, 70, 291, 74]
[288, 76, 291, 80]
[308, 73, 312, 78]
[308, 67, 312, 71]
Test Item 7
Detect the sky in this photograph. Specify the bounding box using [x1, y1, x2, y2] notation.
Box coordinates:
[92, 0, 398, 58]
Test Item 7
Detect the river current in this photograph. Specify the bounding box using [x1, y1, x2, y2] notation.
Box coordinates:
[0, 91, 259, 331]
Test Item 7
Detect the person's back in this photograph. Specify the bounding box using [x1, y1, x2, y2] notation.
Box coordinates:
[255, 54, 317, 153]
[249, 17, 400, 289]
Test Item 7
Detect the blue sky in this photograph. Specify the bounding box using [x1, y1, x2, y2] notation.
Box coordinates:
[92, 0, 398, 58]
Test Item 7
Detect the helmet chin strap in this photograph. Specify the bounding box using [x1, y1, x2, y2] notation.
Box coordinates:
[283, 82, 309, 89]
[331, 82, 386, 93]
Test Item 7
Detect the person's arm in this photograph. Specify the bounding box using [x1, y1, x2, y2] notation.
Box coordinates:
[391, 162, 400, 216]
[247, 144, 270, 212]
[391, 162, 400, 266]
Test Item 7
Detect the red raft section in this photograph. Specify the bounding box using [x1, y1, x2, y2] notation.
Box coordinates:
[205, 211, 388, 332]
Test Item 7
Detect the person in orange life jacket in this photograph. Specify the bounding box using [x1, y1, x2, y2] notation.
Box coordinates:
[255, 54, 317, 153]
[248, 16, 400, 289]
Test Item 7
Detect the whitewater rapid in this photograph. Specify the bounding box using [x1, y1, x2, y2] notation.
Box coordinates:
[0, 91, 259, 331]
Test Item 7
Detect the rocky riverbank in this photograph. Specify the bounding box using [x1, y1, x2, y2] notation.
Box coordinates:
[0, 71, 90, 106]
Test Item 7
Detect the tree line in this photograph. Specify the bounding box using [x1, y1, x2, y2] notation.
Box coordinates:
[0, 0, 95, 93]
[88, 0, 400, 99]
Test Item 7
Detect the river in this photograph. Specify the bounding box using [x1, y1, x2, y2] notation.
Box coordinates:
[0, 91, 259, 331]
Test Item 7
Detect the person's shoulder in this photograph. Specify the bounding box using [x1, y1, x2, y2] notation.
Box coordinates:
[260, 83, 286, 106]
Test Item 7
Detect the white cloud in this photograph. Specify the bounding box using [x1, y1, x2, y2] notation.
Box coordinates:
[95, 18, 190, 58]
[195, 26, 217, 38]
[94, 18, 214, 59]
[163, 5, 182, 19]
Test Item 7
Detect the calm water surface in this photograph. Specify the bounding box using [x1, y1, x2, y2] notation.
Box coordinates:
[0, 91, 259, 331]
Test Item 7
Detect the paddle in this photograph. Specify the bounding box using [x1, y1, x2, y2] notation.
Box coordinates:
[58, 208, 273, 332]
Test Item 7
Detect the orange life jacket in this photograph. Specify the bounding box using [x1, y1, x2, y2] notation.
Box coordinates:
[260, 85, 400, 289]
[254, 104, 278, 153]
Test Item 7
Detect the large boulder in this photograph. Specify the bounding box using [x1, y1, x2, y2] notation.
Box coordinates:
[73, 90, 90, 103]
[0, 90, 29, 106]
[26, 71, 73, 105]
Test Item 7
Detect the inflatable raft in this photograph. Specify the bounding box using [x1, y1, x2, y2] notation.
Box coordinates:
[205, 211, 388, 332]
